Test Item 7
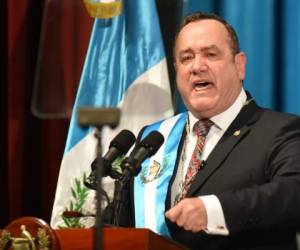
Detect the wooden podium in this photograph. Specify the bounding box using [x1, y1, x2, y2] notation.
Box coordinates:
[0, 217, 187, 250]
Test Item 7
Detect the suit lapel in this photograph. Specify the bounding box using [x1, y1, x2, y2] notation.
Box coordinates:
[187, 99, 261, 196]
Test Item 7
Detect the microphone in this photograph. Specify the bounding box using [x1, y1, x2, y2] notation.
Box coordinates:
[84, 129, 136, 189]
[121, 131, 164, 178]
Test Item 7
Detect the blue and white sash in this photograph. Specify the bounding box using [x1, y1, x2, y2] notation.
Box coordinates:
[134, 112, 187, 236]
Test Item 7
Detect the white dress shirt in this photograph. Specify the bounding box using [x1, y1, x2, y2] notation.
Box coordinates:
[184, 88, 247, 235]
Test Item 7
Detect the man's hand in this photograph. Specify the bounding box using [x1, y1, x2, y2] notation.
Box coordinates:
[165, 198, 207, 232]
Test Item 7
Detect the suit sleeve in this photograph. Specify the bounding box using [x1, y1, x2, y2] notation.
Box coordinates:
[217, 117, 300, 234]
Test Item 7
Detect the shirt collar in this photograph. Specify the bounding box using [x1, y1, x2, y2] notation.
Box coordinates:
[188, 88, 247, 132]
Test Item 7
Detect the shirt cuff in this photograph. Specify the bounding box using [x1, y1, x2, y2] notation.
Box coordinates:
[200, 195, 229, 236]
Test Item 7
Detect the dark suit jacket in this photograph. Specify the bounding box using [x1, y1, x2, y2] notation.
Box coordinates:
[117, 98, 300, 250]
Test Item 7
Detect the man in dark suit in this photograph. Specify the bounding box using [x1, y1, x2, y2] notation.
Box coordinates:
[121, 12, 300, 250]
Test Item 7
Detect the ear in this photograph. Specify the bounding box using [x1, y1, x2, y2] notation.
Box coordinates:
[235, 52, 246, 80]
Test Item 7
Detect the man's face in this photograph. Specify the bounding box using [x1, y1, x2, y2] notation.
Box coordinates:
[174, 19, 246, 118]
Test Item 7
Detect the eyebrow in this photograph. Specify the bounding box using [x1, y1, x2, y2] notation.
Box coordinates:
[201, 45, 220, 52]
[178, 45, 220, 56]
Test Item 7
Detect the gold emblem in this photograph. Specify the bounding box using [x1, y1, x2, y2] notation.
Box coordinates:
[0, 225, 50, 250]
[233, 130, 241, 136]
[148, 160, 161, 180]
[140, 159, 167, 184]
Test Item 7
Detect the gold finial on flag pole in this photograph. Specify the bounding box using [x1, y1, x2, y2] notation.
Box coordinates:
[83, 0, 122, 19]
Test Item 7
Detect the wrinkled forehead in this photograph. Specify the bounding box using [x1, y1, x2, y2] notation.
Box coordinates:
[175, 19, 233, 54]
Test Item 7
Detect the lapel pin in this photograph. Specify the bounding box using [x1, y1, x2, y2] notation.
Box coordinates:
[233, 130, 241, 136]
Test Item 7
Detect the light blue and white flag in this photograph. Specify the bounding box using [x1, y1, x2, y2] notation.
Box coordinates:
[51, 0, 173, 228]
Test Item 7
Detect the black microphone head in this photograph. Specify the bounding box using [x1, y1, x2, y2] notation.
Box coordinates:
[120, 130, 164, 178]
[109, 129, 136, 154]
[140, 130, 164, 156]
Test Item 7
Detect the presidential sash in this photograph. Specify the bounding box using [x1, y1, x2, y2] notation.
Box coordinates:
[134, 112, 187, 236]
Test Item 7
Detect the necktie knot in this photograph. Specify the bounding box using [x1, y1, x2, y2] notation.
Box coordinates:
[193, 119, 213, 138]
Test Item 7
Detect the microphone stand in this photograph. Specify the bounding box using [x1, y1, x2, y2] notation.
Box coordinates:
[112, 176, 131, 227]
[77, 107, 120, 250]
[94, 126, 104, 250]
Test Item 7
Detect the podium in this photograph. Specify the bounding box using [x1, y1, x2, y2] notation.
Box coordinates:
[0, 217, 187, 250]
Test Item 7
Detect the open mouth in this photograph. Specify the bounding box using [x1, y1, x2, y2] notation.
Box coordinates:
[194, 81, 213, 90]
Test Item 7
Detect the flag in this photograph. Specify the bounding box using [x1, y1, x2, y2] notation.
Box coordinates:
[50, 0, 174, 228]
